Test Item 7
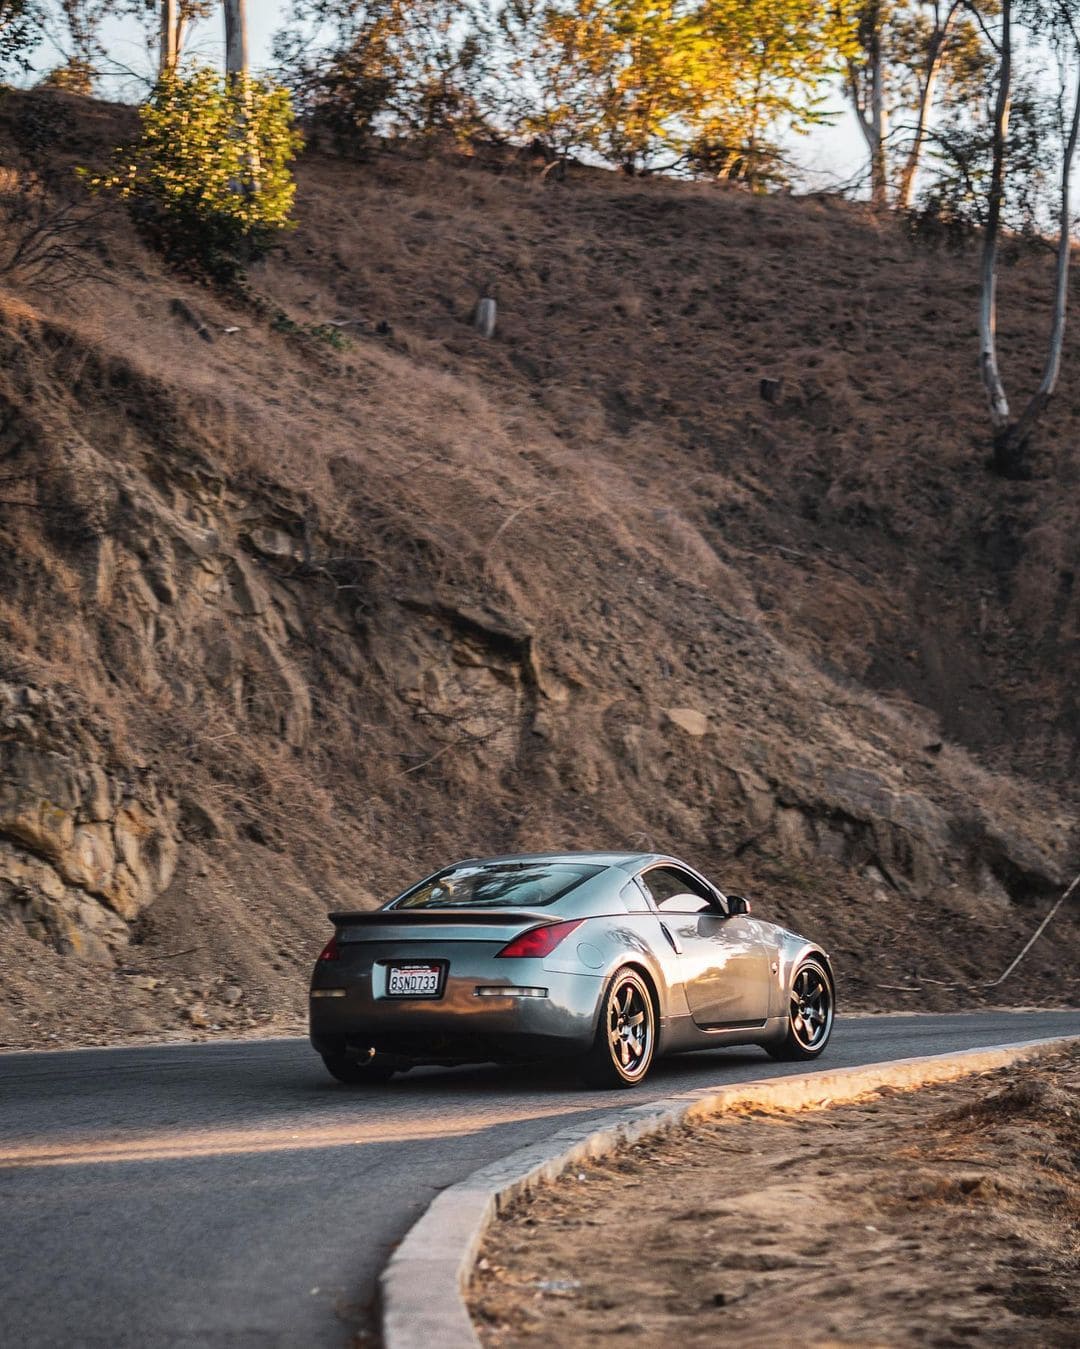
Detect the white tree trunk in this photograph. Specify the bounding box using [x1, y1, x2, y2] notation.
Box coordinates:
[222, 0, 248, 81]
[869, 36, 888, 206]
[160, 0, 178, 75]
[221, 0, 259, 192]
[847, 10, 889, 208]
[897, 3, 963, 211]
[1009, 55, 1080, 447]
[979, 0, 1012, 435]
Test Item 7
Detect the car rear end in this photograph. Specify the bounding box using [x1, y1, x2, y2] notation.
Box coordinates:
[309, 907, 605, 1065]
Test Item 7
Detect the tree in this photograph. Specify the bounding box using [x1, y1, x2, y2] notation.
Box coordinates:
[512, 0, 712, 172]
[895, 1, 970, 207]
[109, 1, 214, 76]
[86, 65, 301, 279]
[275, 0, 494, 152]
[693, 0, 856, 185]
[0, 0, 42, 77]
[505, 0, 854, 181]
[222, 0, 246, 79]
[846, 1, 995, 206]
[160, 0, 176, 69]
[39, 0, 115, 91]
[848, 1, 889, 203]
[978, 0, 1080, 476]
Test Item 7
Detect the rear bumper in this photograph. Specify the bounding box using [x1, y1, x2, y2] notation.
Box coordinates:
[310, 953, 604, 1064]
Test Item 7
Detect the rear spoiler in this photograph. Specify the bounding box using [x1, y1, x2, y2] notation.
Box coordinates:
[327, 908, 557, 926]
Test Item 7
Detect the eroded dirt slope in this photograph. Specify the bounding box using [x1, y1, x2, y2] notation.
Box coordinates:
[0, 91, 1077, 1046]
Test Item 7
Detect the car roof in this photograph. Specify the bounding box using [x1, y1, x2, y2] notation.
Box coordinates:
[448, 851, 670, 871]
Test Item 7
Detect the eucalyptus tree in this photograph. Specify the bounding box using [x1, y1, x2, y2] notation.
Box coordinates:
[274, 0, 494, 150]
[39, 0, 113, 88]
[978, 0, 1080, 476]
[152, 0, 213, 73]
[505, 0, 855, 182]
[222, 0, 246, 79]
[0, 0, 41, 76]
[846, 0, 994, 206]
[694, 0, 856, 184]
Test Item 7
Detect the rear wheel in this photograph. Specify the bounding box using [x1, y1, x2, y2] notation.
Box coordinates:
[767, 959, 834, 1061]
[580, 969, 656, 1088]
[321, 1052, 396, 1085]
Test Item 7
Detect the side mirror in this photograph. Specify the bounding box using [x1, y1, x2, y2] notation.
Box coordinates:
[727, 894, 751, 916]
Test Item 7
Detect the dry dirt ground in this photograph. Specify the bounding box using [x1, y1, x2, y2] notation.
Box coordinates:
[471, 1047, 1080, 1347]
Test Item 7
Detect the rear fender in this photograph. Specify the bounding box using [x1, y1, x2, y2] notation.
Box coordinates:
[541, 915, 680, 1046]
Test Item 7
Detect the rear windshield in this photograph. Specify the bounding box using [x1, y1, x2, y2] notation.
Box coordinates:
[388, 861, 604, 911]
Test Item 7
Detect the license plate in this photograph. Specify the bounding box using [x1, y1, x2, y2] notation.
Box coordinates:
[386, 963, 443, 998]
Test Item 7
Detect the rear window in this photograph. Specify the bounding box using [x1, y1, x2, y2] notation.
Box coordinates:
[388, 861, 604, 911]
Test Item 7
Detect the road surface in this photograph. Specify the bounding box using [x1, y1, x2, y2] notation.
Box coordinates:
[1, 1010, 1077, 1347]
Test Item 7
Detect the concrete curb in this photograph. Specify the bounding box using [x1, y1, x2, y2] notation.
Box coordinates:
[379, 1034, 1079, 1349]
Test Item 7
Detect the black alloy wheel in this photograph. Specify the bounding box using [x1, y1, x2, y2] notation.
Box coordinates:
[581, 968, 656, 1088]
[321, 1051, 396, 1084]
[768, 958, 834, 1061]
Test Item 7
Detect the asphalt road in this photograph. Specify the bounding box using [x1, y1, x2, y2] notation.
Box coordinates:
[1, 1010, 1077, 1347]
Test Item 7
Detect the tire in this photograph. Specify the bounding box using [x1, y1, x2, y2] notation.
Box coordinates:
[580, 968, 656, 1088]
[767, 958, 834, 1061]
[321, 1052, 396, 1085]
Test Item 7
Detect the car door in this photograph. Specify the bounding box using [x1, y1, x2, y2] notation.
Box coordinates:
[638, 865, 771, 1027]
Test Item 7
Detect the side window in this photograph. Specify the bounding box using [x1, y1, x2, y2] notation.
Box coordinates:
[619, 880, 651, 913]
[639, 866, 718, 914]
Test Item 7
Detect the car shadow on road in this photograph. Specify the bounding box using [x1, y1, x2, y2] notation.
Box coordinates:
[312, 1045, 776, 1100]
[0, 1037, 779, 1151]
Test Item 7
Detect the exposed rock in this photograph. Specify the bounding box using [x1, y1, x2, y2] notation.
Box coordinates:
[664, 707, 710, 737]
[0, 738, 179, 958]
[85, 766, 113, 822]
[0, 743, 79, 862]
[243, 526, 301, 564]
[737, 763, 1063, 912]
[226, 553, 271, 617]
[0, 839, 127, 963]
[62, 823, 116, 893]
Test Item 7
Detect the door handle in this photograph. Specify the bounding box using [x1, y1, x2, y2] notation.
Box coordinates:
[659, 921, 681, 954]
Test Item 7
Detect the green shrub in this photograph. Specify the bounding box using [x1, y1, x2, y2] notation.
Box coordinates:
[87, 68, 303, 282]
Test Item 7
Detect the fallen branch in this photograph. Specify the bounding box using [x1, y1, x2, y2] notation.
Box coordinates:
[876, 869, 1079, 993]
[984, 870, 1078, 988]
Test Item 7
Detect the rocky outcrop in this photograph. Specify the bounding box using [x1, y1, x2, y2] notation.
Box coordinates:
[0, 684, 178, 963]
[731, 763, 1063, 914]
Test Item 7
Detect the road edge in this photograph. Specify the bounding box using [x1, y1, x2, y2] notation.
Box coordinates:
[379, 1034, 1079, 1349]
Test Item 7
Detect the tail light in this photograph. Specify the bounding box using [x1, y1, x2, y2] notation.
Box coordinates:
[317, 933, 340, 961]
[495, 918, 583, 959]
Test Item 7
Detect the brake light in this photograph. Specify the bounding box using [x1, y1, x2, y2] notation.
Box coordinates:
[317, 933, 340, 961]
[495, 919, 583, 959]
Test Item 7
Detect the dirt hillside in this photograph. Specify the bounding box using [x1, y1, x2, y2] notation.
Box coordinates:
[0, 90, 1077, 1047]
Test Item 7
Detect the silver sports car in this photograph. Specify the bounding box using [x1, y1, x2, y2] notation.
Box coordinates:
[309, 851, 835, 1088]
